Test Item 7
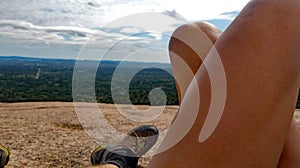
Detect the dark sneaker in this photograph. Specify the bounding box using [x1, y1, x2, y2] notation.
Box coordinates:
[121, 125, 159, 156]
[91, 125, 159, 167]
[91, 145, 138, 168]
[0, 144, 9, 168]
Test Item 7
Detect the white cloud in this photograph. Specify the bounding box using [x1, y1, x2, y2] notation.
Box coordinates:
[77, 12, 186, 62]
[0, 20, 97, 44]
[0, 0, 250, 28]
[0, 0, 251, 62]
[0, 12, 180, 62]
[160, 0, 250, 21]
[0, 0, 105, 28]
[0, 0, 164, 28]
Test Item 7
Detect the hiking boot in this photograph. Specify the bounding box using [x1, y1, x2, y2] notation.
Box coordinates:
[0, 145, 9, 168]
[91, 145, 138, 168]
[121, 125, 159, 157]
[91, 125, 159, 167]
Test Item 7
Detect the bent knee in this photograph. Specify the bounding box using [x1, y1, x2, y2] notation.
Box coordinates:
[171, 22, 221, 43]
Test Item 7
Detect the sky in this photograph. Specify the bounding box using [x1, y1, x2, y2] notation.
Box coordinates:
[0, 0, 250, 63]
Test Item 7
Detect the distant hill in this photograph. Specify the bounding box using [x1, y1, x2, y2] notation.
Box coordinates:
[0, 56, 299, 108]
[0, 56, 178, 105]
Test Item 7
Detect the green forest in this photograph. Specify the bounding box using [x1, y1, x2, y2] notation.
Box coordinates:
[0, 56, 299, 108]
[0, 56, 178, 105]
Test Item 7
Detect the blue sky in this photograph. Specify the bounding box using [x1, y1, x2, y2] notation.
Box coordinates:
[0, 0, 250, 63]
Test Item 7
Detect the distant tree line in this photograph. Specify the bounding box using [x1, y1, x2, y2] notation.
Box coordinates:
[0, 56, 299, 108]
[0, 57, 178, 105]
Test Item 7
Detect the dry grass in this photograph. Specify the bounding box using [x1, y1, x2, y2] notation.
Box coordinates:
[0, 102, 177, 167]
[0, 102, 299, 167]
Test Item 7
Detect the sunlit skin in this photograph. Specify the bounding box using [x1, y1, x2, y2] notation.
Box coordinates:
[168, 21, 300, 168]
[148, 0, 300, 167]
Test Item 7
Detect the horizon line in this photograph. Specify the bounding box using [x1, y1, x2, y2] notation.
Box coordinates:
[0, 55, 171, 65]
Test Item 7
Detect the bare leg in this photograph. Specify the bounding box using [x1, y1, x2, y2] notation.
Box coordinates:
[149, 0, 300, 167]
[170, 21, 300, 167]
[278, 120, 300, 167]
[169, 22, 222, 103]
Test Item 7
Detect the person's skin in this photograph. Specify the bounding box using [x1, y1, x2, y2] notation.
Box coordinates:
[169, 22, 222, 104]
[169, 22, 300, 168]
[148, 0, 300, 167]
[278, 120, 300, 167]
